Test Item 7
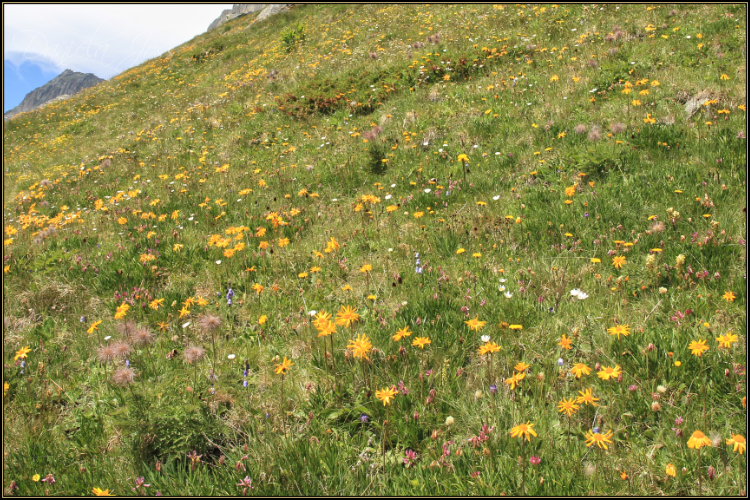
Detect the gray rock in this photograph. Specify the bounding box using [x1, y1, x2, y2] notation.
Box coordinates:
[4, 69, 104, 120]
[254, 4, 294, 24]
[684, 90, 716, 118]
[207, 4, 267, 31]
[232, 4, 267, 16]
[207, 9, 233, 31]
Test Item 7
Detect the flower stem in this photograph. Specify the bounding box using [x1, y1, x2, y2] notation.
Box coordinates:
[281, 374, 286, 436]
[697, 448, 702, 496]
[193, 364, 198, 403]
[521, 439, 526, 495]
[382, 416, 387, 476]
[331, 332, 337, 376]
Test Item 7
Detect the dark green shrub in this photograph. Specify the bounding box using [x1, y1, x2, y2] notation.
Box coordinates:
[365, 143, 388, 175]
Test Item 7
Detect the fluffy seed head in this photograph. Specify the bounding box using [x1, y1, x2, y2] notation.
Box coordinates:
[97, 345, 117, 364]
[710, 432, 722, 447]
[111, 341, 131, 359]
[116, 320, 138, 339]
[649, 221, 666, 233]
[198, 314, 222, 333]
[584, 463, 596, 478]
[184, 346, 206, 364]
[610, 122, 626, 134]
[574, 124, 587, 134]
[587, 126, 602, 142]
[131, 327, 154, 346]
[111, 367, 136, 386]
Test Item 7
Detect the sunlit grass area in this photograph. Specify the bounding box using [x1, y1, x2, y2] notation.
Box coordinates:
[3, 3, 746, 496]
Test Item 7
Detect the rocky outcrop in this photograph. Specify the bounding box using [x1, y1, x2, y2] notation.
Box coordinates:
[207, 4, 267, 31]
[4, 69, 104, 120]
[254, 4, 294, 23]
[682, 90, 719, 118]
[207, 4, 296, 31]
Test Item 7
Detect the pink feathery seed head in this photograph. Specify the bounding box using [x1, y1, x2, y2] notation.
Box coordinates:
[588, 126, 602, 142]
[116, 319, 138, 338]
[131, 327, 154, 346]
[112, 367, 136, 386]
[111, 341, 131, 359]
[610, 122, 626, 134]
[97, 344, 117, 364]
[198, 313, 222, 333]
[183, 346, 206, 364]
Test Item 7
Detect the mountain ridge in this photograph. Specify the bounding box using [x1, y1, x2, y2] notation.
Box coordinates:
[4, 68, 104, 121]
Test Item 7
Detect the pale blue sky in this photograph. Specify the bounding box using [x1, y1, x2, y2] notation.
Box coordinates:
[4, 4, 232, 112]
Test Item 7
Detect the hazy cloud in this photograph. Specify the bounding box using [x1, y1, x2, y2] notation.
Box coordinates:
[4, 4, 232, 79]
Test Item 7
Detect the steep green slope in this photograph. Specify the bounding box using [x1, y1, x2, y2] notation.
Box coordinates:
[3, 4, 746, 496]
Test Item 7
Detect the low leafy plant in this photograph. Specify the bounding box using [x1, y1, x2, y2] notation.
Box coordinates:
[281, 23, 306, 52]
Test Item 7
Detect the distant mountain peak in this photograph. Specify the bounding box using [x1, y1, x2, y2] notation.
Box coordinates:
[4, 69, 104, 120]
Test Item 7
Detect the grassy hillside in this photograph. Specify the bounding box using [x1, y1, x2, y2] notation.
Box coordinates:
[3, 3, 746, 496]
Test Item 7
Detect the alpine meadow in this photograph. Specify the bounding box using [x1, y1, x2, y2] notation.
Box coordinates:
[2, 3, 747, 496]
